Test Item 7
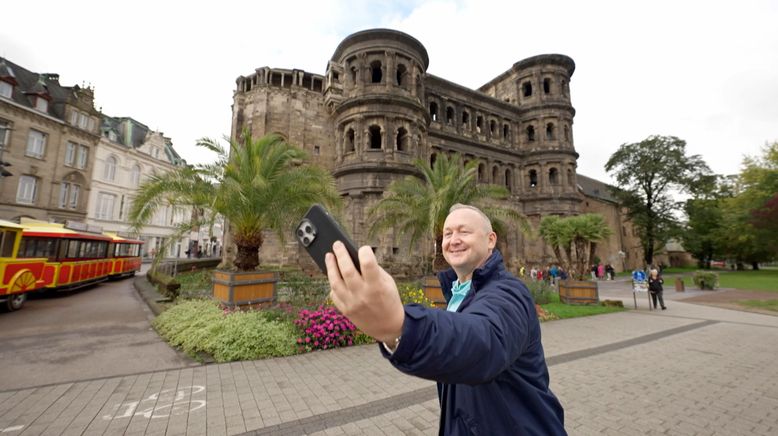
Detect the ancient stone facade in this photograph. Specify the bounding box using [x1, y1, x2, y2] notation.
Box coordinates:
[232, 29, 640, 274]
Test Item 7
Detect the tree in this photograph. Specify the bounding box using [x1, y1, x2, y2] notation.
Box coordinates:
[368, 154, 530, 272]
[130, 132, 340, 271]
[605, 135, 711, 267]
[682, 175, 731, 269]
[539, 214, 612, 280]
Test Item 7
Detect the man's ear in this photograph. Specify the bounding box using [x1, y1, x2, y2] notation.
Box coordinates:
[487, 232, 497, 249]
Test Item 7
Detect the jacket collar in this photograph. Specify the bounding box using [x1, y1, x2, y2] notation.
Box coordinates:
[438, 249, 504, 300]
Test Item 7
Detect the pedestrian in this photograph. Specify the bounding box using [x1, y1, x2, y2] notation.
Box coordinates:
[549, 264, 558, 285]
[325, 204, 566, 435]
[597, 263, 605, 280]
[605, 264, 614, 280]
[530, 265, 538, 281]
[591, 264, 597, 280]
[648, 268, 667, 310]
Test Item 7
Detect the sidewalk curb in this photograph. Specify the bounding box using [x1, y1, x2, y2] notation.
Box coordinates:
[133, 275, 170, 317]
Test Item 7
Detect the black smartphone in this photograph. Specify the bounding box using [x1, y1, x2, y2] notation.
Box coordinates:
[296, 204, 361, 274]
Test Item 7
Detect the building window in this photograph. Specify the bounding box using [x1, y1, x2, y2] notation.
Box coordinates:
[64, 142, 76, 166]
[0, 119, 10, 148]
[26, 129, 46, 158]
[16, 175, 38, 204]
[59, 182, 80, 209]
[96, 193, 117, 220]
[543, 78, 551, 94]
[478, 163, 486, 182]
[429, 102, 438, 121]
[546, 123, 556, 140]
[529, 170, 538, 188]
[503, 124, 510, 140]
[368, 125, 381, 150]
[522, 81, 532, 97]
[34, 97, 48, 112]
[461, 111, 470, 130]
[77, 145, 88, 169]
[345, 128, 355, 152]
[476, 115, 483, 133]
[0, 81, 12, 98]
[490, 120, 497, 135]
[396, 127, 408, 152]
[104, 155, 117, 181]
[446, 107, 454, 125]
[396, 64, 406, 86]
[505, 169, 512, 192]
[549, 168, 559, 185]
[370, 61, 382, 83]
[564, 125, 570, 141]
[526, 125, 535, 142]
[313, 145, 320, 155]
[131, 165, 140, 187]
[430, 153, 437, 168]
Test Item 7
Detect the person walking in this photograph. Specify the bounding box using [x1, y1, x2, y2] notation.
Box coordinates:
[648, 268, 667, 310]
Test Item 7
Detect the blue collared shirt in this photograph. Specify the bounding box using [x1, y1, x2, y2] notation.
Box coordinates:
[447, 279, 472, 312]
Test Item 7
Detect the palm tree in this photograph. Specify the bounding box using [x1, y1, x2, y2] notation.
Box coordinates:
[539, 213, 612, 280]
[369, 154, 530, 272]
[130, 132, 340, 271]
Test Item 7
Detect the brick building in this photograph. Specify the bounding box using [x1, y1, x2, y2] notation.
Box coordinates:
[231, 29, 643, 274]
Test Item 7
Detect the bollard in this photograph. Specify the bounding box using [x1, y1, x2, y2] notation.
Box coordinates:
[675, 277, 685, 292]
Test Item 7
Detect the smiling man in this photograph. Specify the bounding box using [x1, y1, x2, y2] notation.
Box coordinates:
[326, 204, 565, 435]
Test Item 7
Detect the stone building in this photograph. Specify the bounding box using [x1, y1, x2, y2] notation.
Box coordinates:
[0, 57, 101, 223]
[231, 29, 642, 273]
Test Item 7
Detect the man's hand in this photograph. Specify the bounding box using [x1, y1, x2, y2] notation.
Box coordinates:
[326, 241, 405, 344]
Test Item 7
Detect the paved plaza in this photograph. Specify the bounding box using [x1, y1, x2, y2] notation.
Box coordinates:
[1, 278, 777, 435]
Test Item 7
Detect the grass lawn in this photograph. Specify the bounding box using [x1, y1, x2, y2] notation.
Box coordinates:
[738, 300, 778, 312]
[682, 268, 778, 292]
[540, 292, 624, 320]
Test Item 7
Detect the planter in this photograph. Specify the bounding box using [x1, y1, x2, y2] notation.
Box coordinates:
[212, 270, 278, 307]
[558, 279, 599, 305]
[422, 276, 447, 309]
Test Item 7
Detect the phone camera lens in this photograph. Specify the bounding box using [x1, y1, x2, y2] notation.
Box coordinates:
[305, 225, 312, 233]
[297, 229, 304, 237]
[302, 237, 310, 245]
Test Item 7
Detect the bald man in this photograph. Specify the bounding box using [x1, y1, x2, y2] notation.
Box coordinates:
[326, 204, 565, 435]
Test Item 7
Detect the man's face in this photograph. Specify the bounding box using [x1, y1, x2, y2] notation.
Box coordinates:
[442, 208, 497, 279]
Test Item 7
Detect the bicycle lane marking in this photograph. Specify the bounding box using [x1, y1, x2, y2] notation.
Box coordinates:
[102, 385, 206, 420]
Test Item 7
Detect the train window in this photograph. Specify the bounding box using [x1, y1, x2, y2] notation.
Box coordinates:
[98, 242, 108, 258]
[67, 240, 80, 258]
[34, 239, 57, 259]
[0, 231, 14, 257]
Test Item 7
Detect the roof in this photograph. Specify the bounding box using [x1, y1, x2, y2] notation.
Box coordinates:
[0, 56, 96, 120]
[19, 219, 112, 241]
[0, 219, 25, 230]
[576, 174, 619, 203]
[103, 232, 144, 244]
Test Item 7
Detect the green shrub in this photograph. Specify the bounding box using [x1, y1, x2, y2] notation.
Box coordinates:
[278, 272, 329, 308]
[693, 271, 719, 290]
[147, 269, 181, 299]
[152, 300, 297, 362]
[525, 280, 556, 305]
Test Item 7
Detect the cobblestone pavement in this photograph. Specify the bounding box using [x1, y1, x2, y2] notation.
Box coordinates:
[1, 279, 776, 435]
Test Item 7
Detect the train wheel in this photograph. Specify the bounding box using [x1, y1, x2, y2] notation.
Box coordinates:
[5, 292, 26, 311]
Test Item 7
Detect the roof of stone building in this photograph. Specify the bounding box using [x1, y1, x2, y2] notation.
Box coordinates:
[577, 173, 619, 203]
[0, 56, 88, 120]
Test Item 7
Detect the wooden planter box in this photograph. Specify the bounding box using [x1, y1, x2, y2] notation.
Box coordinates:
[558, 279, 599, 305]
[212, 270, 278, 307]
[422, 276, 447, 309]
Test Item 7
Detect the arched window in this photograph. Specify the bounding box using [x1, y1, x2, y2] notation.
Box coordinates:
[503, 124, 510, 140]
[529, 170, 538, 188]
[546, 123, 556, 140]
[104, 155, 117, 181]
[522, 81, 532, 97]
[526, 125, 535, 142]
[368, 125, 382, 149]
[492, 166, 498, 183]
[430, 153, 437, 168]
[370, 61, 382, 83]
[350, 66, 358, 85]
[478, 163, 486, 182]
[567, 169, 574, 186]
[396, 64, 407, 86]
[549, 168, 559, 185]
[446, 107, 454, 125]
[396, 127, 408, 152]
[346, 128, 355, 152]
[543, 78, 551, 94]
[476, 115, 483, 133]
[490, 120, 497, 135]
[130, 164, 141, 187]
[429, 102, 438, 121]
[505, 169, 512, 192]
[462, 111, 469, 129]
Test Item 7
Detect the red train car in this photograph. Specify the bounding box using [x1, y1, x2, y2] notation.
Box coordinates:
[104, 232, 143, 278]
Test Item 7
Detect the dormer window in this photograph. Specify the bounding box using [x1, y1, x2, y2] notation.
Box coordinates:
[34, 97, 48, 112]
[69, 110, 95, 132]
[0, 81, 12, 98]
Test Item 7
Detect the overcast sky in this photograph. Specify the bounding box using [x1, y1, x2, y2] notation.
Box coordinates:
[2, 0, 776, 184]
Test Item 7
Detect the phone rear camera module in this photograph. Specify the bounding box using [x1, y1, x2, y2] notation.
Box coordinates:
[302, 236, 311, 246]
[305, 225, 312, 233]
[297, 229, 304, 237]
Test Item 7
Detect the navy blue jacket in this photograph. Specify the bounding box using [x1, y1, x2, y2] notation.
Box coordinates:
[381, 250, 565, 435]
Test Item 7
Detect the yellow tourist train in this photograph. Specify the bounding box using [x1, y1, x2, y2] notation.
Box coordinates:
[0, 219, 143, 312]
